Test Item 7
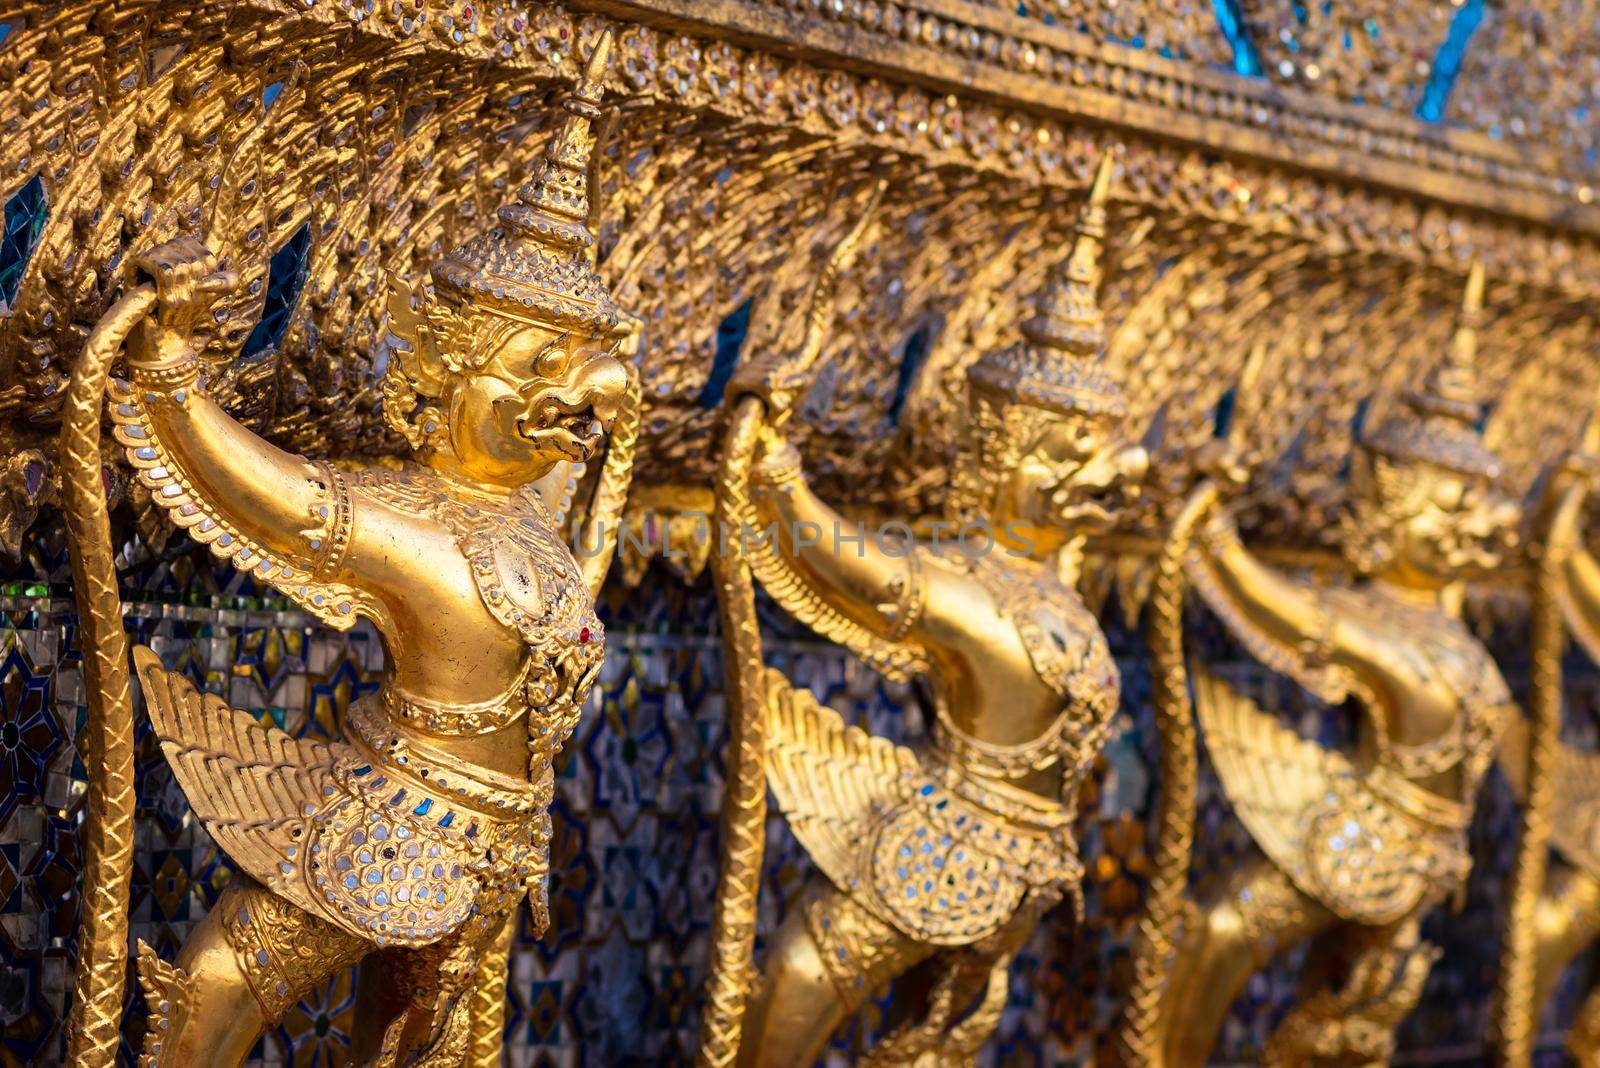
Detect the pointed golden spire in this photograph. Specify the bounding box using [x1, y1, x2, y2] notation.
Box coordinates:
[1362, 260, 1500, 478]
[1019, 149, 1115, 356]
[505, 29, 614, 251]
[1446, 257, 1484, 380]
[967, 148, 1127, 419]
[1413, 258, 1487, 428]
[430, 29, 625, 336]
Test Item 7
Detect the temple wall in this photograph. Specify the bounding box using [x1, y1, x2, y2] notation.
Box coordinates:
[0, 1, 1597, 1063]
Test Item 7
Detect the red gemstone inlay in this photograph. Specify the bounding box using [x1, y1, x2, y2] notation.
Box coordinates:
[579, 627, 591, 644]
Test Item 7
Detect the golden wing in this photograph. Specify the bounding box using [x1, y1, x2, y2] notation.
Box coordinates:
[133, 646, 336, 892]
[762, 668, 919, 890]
[1192, 666, 1349, 875]
[1501, 715, 1600, 878]
[1551, 743, 1600, 884]
[1498, 714, 1532, 801]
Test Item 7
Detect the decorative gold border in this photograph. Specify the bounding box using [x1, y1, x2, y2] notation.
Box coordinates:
[251, 0, 1600, 298]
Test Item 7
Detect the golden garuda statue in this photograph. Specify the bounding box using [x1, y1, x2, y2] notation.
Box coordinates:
[1493, 433, 1600, 1068]
[694, 151, 1148, 1067]
[59, 32, 639, 1067]
[1122, 261, 1522, 1066]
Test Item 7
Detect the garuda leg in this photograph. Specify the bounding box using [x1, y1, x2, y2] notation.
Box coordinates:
[350, 911, 515, 1066]
[361, 933, 491, 1067]
[861, 935, 1022, 1068]
[1507, 859, 1600, 1066]
[738, 883, 933, 1068]
[1529, 861, 1600, 1042]
[136, 879, 368, 1067]
[1571, 985, 1600, 1068]
[1266, 915, 1438, 1066]
[1156, 852, 1336, 1068]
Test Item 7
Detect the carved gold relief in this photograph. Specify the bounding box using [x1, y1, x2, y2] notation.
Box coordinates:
[3, 1, 1600, 565]
[61, 35, 637, 1064]
[1123, 263, 1522, 1065]
[3, 1, 1599, 1065]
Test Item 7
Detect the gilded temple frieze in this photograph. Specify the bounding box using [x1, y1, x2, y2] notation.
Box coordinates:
[0, 0, 1597, 553]
[5, 5, 1600, 1065]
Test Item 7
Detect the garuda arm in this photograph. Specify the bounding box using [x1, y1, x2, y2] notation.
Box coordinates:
[1186, 501, 1379, 709]
[1548, 469, 1600, 664]
[110, 237, 402, 628]
[743, 433, 932, 680]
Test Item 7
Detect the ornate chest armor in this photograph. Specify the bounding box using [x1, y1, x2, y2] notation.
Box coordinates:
[116, 385, 605, 945]
[348, 467, 606, 752]
[1187, 562, 1512, 924]
[766, 550, 1118, 946]
[936, 551, 1121, 784]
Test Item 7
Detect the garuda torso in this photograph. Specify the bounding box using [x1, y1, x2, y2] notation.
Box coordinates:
[114, 379, 603, 946]
[765, 548, 1118, 945]
[1188, 564, 1512, 925]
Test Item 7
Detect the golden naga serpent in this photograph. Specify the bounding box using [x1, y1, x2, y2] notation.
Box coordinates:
[1118, 480, 1214, 1064]
[1119, 341, 1265, 1065]
[695, 178, 887, 1068]
[63, 281, 159, 1064]
[1490, 416, 1595, 1066]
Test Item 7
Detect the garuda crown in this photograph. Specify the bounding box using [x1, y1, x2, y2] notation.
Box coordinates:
[386, 29, 626, 391]
[1362, 260, 1501, 480]
[967, 149, 1128, 421]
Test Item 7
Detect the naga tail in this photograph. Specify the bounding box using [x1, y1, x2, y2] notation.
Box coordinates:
[1117, 482, 1216, 1064]
[578, 361, 641, 598]
[1491, 475, 1579, 1066]
[63, 283, 158, 1064]
[694, 394, 772, 1068]
[1121, 335, 1268, 1063]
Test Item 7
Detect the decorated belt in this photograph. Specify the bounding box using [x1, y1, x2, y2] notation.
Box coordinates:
[1361, 763, 1472, 833]
[929, 711, 1073, 781]
[925, 745, 1076, 834]
[346, 697, 545, 819]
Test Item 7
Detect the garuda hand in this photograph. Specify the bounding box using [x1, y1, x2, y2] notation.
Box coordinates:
[725, 345, 812, 424]
[749, 427, 803, 486]
[126, 235, 239, 368]
[1191, 438, 1252, 499]
[1557, 447, 1600, 487]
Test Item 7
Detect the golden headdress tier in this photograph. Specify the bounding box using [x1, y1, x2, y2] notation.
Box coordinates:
[968, 150, 1127, 419]
[430, 30, 625, 336]
[1363, 261, 1501, 479]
